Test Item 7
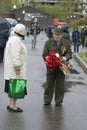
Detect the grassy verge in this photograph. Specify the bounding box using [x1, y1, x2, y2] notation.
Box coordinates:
[78, 51, 87, 63]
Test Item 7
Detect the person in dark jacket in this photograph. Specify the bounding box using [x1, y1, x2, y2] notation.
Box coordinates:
[42, 27, 72, 106]
[0, 29, 9, 63]
[72, 27, 81, 53]
[62, 25, 70, 41]
[81, 27, 85, 48]
[30, 22, 41, 48]
[85, 27, 87, 47]
[47, 28, 53, 39]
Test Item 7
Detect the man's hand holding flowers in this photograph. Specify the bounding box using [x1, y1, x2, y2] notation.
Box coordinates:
[45, 51, 70, 74]
[61, 56, 67, 62]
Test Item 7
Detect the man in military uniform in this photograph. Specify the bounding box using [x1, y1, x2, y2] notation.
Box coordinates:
[42, 27, 72, 106]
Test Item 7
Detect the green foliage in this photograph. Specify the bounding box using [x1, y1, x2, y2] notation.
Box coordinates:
[78, 51, 87, 63]
[0, 0, 21, 10]
[34, 2, 84, 26]
[69, 16, 87, 27]
[35, 3, 71, 22]
[34, 2, 85, 27]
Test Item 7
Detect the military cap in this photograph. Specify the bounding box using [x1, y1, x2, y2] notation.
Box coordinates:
[54, 27, 63, 35]
[54, 27, 63, 34]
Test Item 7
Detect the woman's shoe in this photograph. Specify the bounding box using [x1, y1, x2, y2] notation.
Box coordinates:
[7, 106, 23, 112]
[7, 106, 10, 110]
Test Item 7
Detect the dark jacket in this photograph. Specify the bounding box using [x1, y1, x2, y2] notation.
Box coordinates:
[47, 28, 53, 39]
[81, 28, 85, 42]
[42, 38, 72, 61]
[62, 27, 70, 40]
[72, 30, 80, 42]
[30, 25, 41, 35]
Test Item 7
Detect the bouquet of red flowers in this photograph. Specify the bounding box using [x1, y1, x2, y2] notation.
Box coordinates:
[45, 51, 62, 71]
[45, 51, 72, 74]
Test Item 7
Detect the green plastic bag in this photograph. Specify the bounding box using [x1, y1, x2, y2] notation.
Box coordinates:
[8, 79, 27, 99]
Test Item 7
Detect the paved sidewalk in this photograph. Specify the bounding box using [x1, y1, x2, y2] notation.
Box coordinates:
[0, 32, 87, 130]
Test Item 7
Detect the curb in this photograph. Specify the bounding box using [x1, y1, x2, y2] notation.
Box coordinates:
[73, 53, 87, 74]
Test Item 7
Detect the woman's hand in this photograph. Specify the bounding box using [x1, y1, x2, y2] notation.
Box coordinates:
[15, 70, 21, 75]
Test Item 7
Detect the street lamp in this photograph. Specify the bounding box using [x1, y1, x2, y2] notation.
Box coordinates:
[67, 15, 77, 23]
[70, 15, 73, 18]
[13, 5, 17, 9]
[22, 10, 25, 15]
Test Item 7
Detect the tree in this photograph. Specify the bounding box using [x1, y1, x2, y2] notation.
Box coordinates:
[0, 0, 21, 10]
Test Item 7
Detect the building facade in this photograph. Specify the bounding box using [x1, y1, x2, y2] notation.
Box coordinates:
[0, 9, 13, 18]
[13, 6, 54, 28]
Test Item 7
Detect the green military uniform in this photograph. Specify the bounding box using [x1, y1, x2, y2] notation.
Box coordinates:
[42, 37, 72, 105]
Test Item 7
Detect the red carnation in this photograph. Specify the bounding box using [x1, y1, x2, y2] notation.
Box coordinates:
[49, 51, 55, 57]
[45, 56, 53, 64]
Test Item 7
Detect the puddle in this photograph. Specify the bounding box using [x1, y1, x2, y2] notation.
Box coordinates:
[78, 76, 85, 80]
[65, 81, 86, 87]
[42, 80, 87, 93]
[42, 81, 86, 88]
[65, 81, 86, 92]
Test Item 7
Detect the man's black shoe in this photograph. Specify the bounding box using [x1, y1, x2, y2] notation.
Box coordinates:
[55, 103, 62, 106]
[44, 103, 51, 106]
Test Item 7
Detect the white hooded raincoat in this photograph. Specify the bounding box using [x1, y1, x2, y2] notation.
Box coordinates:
[4, 34, 27, 80]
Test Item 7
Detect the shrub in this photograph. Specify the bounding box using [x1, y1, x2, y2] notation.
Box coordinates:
[78, 51, 87, 63]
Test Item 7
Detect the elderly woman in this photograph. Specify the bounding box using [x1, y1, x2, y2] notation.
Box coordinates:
[4, 24, 27, 112]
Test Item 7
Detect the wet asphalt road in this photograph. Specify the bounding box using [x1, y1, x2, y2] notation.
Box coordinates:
[0, 32, 87, 130]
